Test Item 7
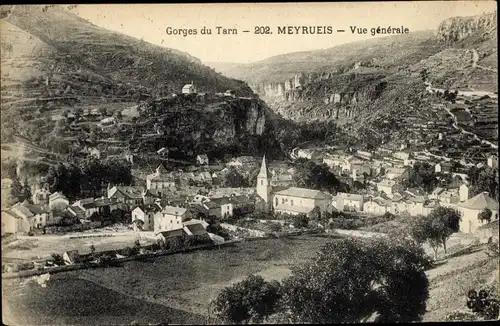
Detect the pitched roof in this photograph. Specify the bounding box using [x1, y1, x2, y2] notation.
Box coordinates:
[157, 228, 186, 238]
[274, 187, 332, 200]
[161, 205, 188, 216]
[11, 204, 35, 218]
[458, 192, 499, 210]
[184, 223, 208, 236]
[20, 200, 47, 215]
[110, 186, 143, 199]
[197, 154, 208, 159]
[271, 173, 293, 182]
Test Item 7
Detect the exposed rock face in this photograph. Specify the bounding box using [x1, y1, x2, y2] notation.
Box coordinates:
[437, 12, 497, 42]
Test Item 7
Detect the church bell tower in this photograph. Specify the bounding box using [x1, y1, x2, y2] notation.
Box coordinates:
[256, 155, 270, 211]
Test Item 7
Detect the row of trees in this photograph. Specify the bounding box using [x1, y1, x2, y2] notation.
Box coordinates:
[212, 236, 432, 324]
[44, 157, 133, 201]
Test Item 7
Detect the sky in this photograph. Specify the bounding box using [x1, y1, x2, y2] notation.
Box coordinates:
[72, 2, 497, 64]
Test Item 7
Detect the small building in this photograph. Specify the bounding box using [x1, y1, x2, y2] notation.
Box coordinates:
[146, 165, 176, 191]
[107, 186, 145, 210]
[182, 83, 197, 94]
[32, 185, 51, 205]
[156, 228, 187, 244]
[457, 192, 499, 233]
[385, 167, 409, 180]
[224, 90, 236, 98]
[1, 208, 32, 234]
[131, 205, 159, 231]
[154, 205, 191, 233]
[196, 154, 209, 165]
[270, 173, 294, 187]
[157, 147, 169, 156]
[227, 156, 258, 167]
[19, 200, 51, 228]
[334, 192, 364, 212]
[377, 179, 397, 197]
[487, 155, 498, 169]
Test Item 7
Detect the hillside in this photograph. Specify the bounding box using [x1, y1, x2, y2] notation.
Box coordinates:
[1, 5, 253, 102]
[211, 11, 497, 153]
[1, 5, 290, 164]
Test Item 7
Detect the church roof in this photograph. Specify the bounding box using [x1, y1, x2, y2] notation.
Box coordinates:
[274, 187, 332, 200]
[458, 192, 499, 211]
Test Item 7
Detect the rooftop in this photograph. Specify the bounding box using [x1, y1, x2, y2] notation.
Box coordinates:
[275, 204, 315, 215]
[458, 192, 499, 211]
[274, 187, 331, 200]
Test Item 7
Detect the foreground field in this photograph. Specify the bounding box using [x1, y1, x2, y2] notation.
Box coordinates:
[2, 233, 498, 324]
[2, 275, 204, 325]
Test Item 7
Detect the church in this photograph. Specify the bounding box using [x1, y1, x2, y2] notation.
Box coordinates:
[255, 156, 334, 217]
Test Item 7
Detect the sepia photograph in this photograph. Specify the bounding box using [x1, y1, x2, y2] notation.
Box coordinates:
[1, 2, 498, 324]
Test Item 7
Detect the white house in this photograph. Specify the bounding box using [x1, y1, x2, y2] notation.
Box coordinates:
[377, 179, 397, 197]
[457, 192, 499, 233]
[334, 193, 364, 212]
[182, 83, 197, 94]
[154, 205, 191, 233]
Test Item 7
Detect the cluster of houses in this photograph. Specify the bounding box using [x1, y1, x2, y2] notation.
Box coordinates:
[254, 153, 499, 234]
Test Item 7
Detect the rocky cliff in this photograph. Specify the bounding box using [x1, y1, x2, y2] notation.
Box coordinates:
[437, 12, 497, 42]
[138, 96, 283, 160]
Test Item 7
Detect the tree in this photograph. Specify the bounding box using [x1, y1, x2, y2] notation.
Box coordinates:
[478, 208, 493, 224]
[22, 179, 32, 203]
[408, 207, 461, 258]
[212, 275, 282, 324]
[293, 158, 346, 193]
[280, 237, 430, 323]
[291, 214, 308, 228]
[10, 175, 24, 202]
[221, 167, 248, 188]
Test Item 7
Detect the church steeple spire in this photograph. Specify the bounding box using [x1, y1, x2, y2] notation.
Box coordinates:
[258, 155, 268, 179]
